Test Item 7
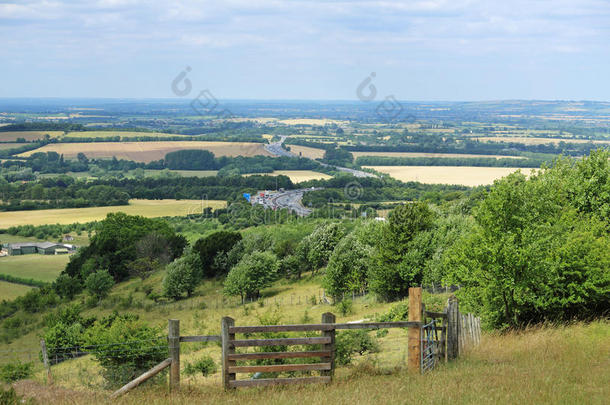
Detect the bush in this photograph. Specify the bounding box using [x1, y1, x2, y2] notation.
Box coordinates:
[0, 361, 33, 383]
[0, 386, 34, 405]
[335, 330, 379, 365]
[183, 356, 217, 377]
[84, 270, 114, 299]
[376, 301, 409, 322]
[84, 316, 166, 388]
[163, 250, 202, 300]
[335, 299, 353, 316]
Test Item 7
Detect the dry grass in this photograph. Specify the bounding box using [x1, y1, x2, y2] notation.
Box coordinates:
[18, 142, 272, 162]
[351, 151, 521, 160]
[0, 199, 226, 227]
[0, 143, 21, 150]
[0, 280, 34, 300]
[288, 145, 326, 159]
[0, 254, 70, 282]
[0, 131, 64, 142]
[11, 321, 608, 404]
[365, 166, 534, 186]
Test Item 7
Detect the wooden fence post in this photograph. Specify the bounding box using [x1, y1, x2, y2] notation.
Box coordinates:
[168, 319, 180, 391]
[221, 316, 236, 390]
[446, 296, 459, 360]
[321, 312, 336, 381]
[407, 287, 422, 373]
[40, 339, 52, 385]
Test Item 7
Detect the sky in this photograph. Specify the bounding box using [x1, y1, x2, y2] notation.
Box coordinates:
[1, 0, 609, 101]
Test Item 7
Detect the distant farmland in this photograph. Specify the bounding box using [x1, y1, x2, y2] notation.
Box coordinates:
[245, 170, 332, 182]
[18, 141, 272, 162]
[365, 165, 535, 186]
[288, 145, 326, 159]
[474, 136, 610, 145]
[0, 255, 70, 282]
[0, 131, 63, 142]
[63, 130, 190, 139]
[0, 199, 227, 227]
[351, 151, 521, 159]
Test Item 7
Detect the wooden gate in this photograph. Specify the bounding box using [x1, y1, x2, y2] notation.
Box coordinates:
[221, 313, 336, 389]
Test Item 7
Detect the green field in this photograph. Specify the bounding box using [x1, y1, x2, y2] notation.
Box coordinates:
[63, 130, 189, 139]
[0, 280, 34, 300]
[0, 254, 70, 282]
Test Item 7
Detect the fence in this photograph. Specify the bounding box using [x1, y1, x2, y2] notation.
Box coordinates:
[22, 288, 480, 397]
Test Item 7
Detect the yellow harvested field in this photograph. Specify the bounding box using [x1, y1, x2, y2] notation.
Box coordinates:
[351, 151, 521, 159]
[279, 118, 348, 125]
[289, 145, 326, 159]
[365, 166, 534, 186]
[63, 131, 190, 139]
[18, 141, 272, 162]
[0, 131, 63, 142]
[0, 199, 226, 227]
[476, 136, 610, 145]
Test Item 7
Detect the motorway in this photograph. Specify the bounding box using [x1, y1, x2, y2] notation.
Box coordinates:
[265, 136, 378, 178]
[253, 188, 321, 216]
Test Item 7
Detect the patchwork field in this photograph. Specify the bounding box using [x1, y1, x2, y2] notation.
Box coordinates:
[0, 143, 20, 150]
[63, 131, 189, 139]
[18, 141, 272, 162]
[288, 145, 326, 159]
[0, 255, 70, 282]
[143, 169, 218, 178]
[365, 165, 535, 186]
[0, 199, 227, 227]
[475, 136, 610, 145]
[0, 131, 64, 142]
[351, 151, 521, 159]
[0, 280, 34, 300]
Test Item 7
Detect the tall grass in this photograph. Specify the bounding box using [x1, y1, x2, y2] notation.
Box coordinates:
[12, 321, 609, 404]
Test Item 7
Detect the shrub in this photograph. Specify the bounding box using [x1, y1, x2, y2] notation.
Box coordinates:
[376, 301, 409, 322]
[224, 251, 279, 301]
[84, 270, 114, 299]
[84, 316, 166, 388]
[163, 250, 202, 300]
[335, 299, 353, 316]
[0, 386, 34, 405]
[335, 330, 379, 365]
[183, 356, 217, 377]
[0, 361, 33, 383]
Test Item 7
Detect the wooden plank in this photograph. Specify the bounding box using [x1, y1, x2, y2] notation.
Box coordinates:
[231, 337, 330, 347]
[110, 358, 172, 399]
[168, 319, 180, 391]
[333, 321, 422, 330]
[222, 317, 236, 390]
[321, 312, 336, 380]
[228, 362, 331, 374]
[229, 324, 334, 333]
[179, 335, 221, 343]
[408, 287, 422, 373]
[424, 311, 448, 319]
[227, 350, 331, 361]
[229, 376, 331, 388]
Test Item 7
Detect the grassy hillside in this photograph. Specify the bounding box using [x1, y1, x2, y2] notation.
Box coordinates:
[0, 255, 70, 282]
[7, 321, 608, 404]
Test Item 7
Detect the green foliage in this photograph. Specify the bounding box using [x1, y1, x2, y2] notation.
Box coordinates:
[194, 230, 242, 278]
[163, 249, 203, 300]
[335, 299, 353, 316]
[0, 386, 34, 405]
[84, 270, 115, 299]
[445, 151, 610, 328]
[376, 301, 409, 322]
[84, 316, 166, 388]
[183, 356, 217, 377]
[53, 274, 82, 300]
[369, 202, 435, 301]
[324, 232, 373, 299]
[224, 251, 279, 301]
[304, 222, 345, 271]
[335, 330, 380, 365]
[0, 361, 33, 383]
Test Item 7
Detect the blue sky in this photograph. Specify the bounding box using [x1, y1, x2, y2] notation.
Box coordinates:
[1, 0, 609, 100]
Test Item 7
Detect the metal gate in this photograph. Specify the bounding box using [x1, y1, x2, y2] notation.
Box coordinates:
[420, 320, 437, 373]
